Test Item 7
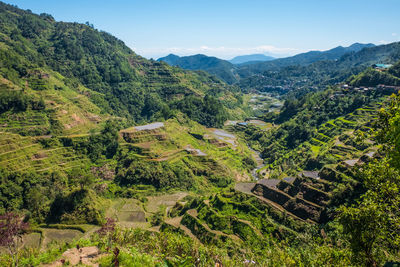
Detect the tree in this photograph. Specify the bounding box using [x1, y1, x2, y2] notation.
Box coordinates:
[339, 94, 400, 266]
[0, 212, 29, 267]
[96, 217, 116, 251]
[339, 155, 400, 266]
[26, 187, 47, 221]
[79, 173, 95, 190]
[340, 199, 384, 266]
[376, 94, 400, 170]
[101, 120, 120, 159]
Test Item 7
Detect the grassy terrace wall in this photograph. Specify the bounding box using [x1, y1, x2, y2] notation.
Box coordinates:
[181, 211, 225, 245]
[252, 183, 292, 206]
[300, 184, 331, 206]
[283, 197, 322, 221]
[173, 192, 304, 242]
[0, 132, 91, 173]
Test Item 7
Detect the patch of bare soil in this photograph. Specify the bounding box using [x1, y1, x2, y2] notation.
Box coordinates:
[31, 151, 48, 160]
[64, 114, 84, 129]
[234, 183, 256, 194]
[42, 246, 104, 267]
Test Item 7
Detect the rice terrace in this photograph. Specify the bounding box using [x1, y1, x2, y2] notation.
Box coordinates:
[0, 0, 400, 266]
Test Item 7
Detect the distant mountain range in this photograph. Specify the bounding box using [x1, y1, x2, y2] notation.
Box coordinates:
[157, 54, 238, 84]
[229, 54, 275, 65]
[237, 43, 376, 75]
[239, 42, 400, 92]
[158, 43, 377, 84]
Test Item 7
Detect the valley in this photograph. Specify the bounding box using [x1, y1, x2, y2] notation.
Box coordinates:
[0, 1, 400, 266]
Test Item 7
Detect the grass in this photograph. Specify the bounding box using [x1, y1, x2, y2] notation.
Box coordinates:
[119, 118, 256, 185]
[146, 192, 188, 214]
[311, 144, 321, 155]
[0, 72, 108, 174]
[0, 132, 90, 173]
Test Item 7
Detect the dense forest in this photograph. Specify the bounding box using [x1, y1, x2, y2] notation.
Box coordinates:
[348, 61, 400, 87]
[0, 2, 245, 127]
[0, 1, 400, 266]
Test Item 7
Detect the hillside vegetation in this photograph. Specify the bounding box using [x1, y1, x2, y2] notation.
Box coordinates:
[0, 2, 400, 267]
[348, 61, 400, 87]
[238, 42, 400, 93]
[0, 1, 254, 226]
[158, 54, 239, 84]
[0, 2, 246, 128]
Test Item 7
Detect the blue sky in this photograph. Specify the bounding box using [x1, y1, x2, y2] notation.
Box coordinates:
[4, 0, 400, 59]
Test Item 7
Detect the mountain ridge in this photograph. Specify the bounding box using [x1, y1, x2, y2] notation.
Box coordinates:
[157, 43, 376, 85]
[158, 53, 239, 84]
[229, 54, 275, 65]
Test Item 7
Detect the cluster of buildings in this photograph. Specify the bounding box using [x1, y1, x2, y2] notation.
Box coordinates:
[372, 63, 393, 71]
[341, 83, 400, 93]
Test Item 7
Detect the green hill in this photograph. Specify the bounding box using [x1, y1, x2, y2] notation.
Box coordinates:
[157, 44, 376, 86]
[0, 2, 246, 129]
[238, 43, 375, 74]
[238, 42, 400, 93]
[0, 1, 254, 223]
[348, 61, 400, 87]
[158, 54, 239, 84]
[1, 2, 400, 267]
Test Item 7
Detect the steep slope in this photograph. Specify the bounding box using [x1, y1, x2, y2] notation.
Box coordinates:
[158, 54, 239, 84]
[0, 2, 257, 230]
[233, 86, 390, 177]
[0, 2, 244, 128]
[348, 60, 400, 87]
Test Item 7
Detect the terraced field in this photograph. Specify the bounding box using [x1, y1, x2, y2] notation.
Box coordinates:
[119, 119, 255, 182]
[260, 99, 382, 178]
[0, 73, 108, 174]
[0, 132, 91, 173]
[161, 149, 375, 246]
[106, 198, 149, 229]
[20, 225, 96, 251]
[163, 190, 303, 246]
[159, 97, 383, 245]
[105, 193, 189, 230]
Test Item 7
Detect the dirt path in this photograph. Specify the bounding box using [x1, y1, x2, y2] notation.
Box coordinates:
[42, 246, 103, 267]
[237, 218, 263, 237]
[165, 216, 200, 243]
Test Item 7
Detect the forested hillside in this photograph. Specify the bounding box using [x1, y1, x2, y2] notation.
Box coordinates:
[0, 1, 254, 232]
[0, 2, 245, 127]
[157, 42, 400, 97]
[348, 60, 400, 87]
[157, 43, 379, 89]
[157, 54, 239, 84]
[237, 43, 375, 75]
[238, 42, 400, 93]
[0, 2, 400, 267]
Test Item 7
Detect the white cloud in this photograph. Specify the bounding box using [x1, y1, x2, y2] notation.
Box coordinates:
[134, 45, 304, 59]
[392, 33, 397, 36]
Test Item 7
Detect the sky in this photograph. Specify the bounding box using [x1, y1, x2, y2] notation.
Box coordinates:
[4, 0, 400, 59]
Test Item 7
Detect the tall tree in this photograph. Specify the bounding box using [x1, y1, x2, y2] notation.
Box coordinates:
[0, 212, 29, 267]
